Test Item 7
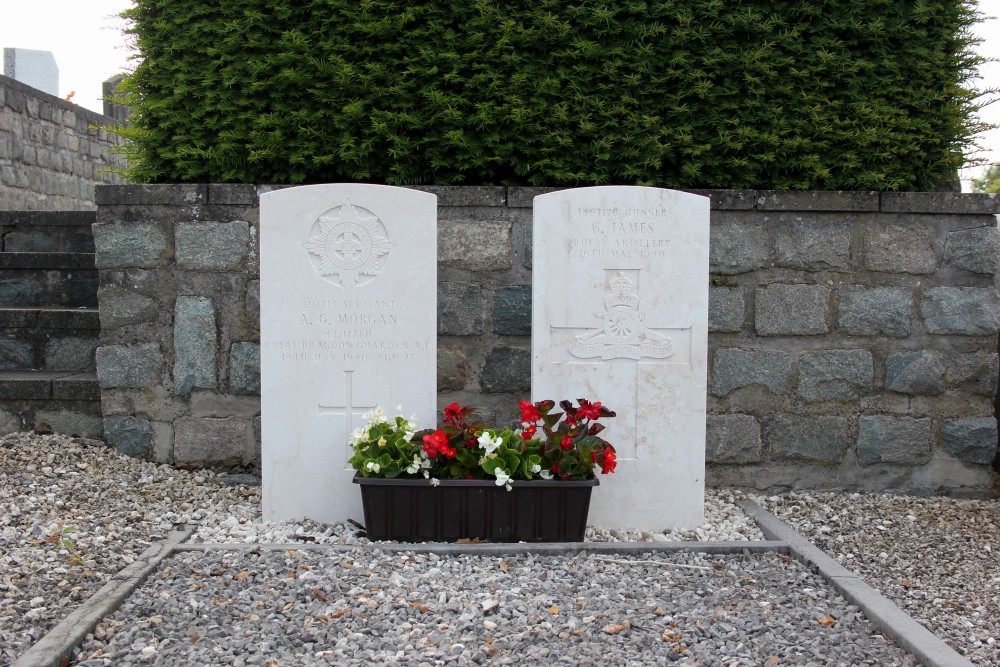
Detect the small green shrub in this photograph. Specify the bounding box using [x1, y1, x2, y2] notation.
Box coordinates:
[114, 0, 988, 190]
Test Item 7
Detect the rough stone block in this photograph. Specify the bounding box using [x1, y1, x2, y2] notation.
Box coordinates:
[774, 219, 850, 270]
[706, 414, 762, 463]
[176, 221, 250, 272]
[494, 285, 531, 335]
[756, 191, 879, 212]
[96, 343, 163, 389]
[940, 417, 998, 464]
[768, 415, 849, 463]
[174, 416, 249, 465]
[439, 219, 512, 271]
[44, 337, 97, 371]
[174, 297, 218, 396]
[93, 221, 169, 269]
[246, 280, 260, 329]
[708, 286, 743, 332]
[885, 351, 945, 395]
[481, 346, 531, 393]
[103, 416, 153, 458]
[944, 226, 999, 275]
[755, 284, 830, 335]
[857, 416, 932, 465]
[438, 346, 468, 392]
[709, 220, 769, 275]
[35, 410, 102, 438]
[837, 286, 911, 337]
[0, 278, 43, 306]
[0, 409, 21, 434]
[947, 352, 999, 397]
[438, 282, 486, 335]
[98, 286, 158, 329]
[229, 342, 260, 394]
[523, 226, 533, 268]
[0, 337, 33, 370]
[864, 223, 937, 274]
[921, 287, 1000, 335]
[798, 349, 873, 401]
[711, 348, 790, 396]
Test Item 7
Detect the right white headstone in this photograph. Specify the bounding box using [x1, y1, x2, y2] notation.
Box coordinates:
[532, 186, 709, 531]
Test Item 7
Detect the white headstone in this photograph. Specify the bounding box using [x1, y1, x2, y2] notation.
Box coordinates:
[531, 186, 709, 530]
[259, 184, 437, 523]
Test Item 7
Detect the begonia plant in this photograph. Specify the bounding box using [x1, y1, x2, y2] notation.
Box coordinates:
[348, 399, 616, 490]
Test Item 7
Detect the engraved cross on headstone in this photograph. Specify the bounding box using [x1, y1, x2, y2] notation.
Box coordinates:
[318, 369, 377, 465]
[334, 232, 364, 261]
[548, 271, 690, 460]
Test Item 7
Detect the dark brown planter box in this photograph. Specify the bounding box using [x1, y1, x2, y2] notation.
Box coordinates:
[354, 476, 598, 542]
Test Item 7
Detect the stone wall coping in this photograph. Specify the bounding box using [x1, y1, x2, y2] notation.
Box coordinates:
[0, 211, 96, 226]
[93, 185, 1000, 215]
[0, 73, 120, 127]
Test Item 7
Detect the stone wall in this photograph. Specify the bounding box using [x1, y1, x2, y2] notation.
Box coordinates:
[0, 75, 124, 211]
[93, 185, 1000, 493]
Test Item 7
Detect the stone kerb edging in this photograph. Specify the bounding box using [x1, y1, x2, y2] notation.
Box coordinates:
[738, 500, 975, 667]
[11, 526, 196, 667]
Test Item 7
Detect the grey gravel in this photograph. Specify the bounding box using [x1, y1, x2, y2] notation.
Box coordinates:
[72, 549, 917, 666]
[762, 490, 1000, 667]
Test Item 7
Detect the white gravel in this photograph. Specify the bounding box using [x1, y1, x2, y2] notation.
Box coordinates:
[1, 431, 997, 665]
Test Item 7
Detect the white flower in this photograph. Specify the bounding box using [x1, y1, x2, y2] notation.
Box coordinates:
[422, 470, 430, 479]
[539, 470, 553, 480]
[365, 461, 381, 474]
[350, 427, 367, 444]
[477, 431, 503, 454]
[377, 437, 387, 447]
[494, 469, 511, 488]
[430, 478, 440, 487]
[405, 454, 421, 474]
[529, 463, 541, 474]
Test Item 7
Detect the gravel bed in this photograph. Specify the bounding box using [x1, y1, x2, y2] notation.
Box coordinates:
[72, 548, 917, 666]
[0, 433, 759, 665]
[763, 490, 1000, 666]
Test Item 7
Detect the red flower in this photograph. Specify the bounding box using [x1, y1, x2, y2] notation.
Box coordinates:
[565, 414, 578, 427]
[422, 429, 455, 459]
[560, 436, 573, 450]
[443, 402, 462, 425]
[519, 400, 543, 424]
[578, 400, 602, 421]
[600, 448, 617, 474]
[590, 450, 598, 463]
[551, 462, 559, 474]
[520, 424, 537, 440]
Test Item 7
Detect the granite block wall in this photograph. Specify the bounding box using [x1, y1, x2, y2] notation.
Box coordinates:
[0, 75, 123, 211]
[94, 185, 1000, 493]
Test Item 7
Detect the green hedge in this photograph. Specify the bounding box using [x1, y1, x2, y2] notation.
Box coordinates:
[116, 0, 986, 190]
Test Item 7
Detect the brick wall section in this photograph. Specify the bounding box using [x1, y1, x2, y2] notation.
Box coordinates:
[93, 185, 1000, 493]
[0, 75, 124, 211]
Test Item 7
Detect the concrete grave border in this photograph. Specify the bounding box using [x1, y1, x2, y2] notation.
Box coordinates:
[16, 504, 972, 667]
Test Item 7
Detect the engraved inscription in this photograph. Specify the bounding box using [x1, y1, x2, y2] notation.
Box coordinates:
[303, 201, 393, 289]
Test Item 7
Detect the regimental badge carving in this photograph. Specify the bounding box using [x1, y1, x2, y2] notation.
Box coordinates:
[302, 201, 393, 289]
[569, 272, 674, 361]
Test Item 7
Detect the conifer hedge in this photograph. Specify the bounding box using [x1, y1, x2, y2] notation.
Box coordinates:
[116, 0, 986, 190]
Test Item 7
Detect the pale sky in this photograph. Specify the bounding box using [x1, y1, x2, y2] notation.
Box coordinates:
[2, 0, 999, 189]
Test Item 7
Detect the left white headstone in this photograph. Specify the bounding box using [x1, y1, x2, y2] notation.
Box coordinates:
[259, 184, 437, 523]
